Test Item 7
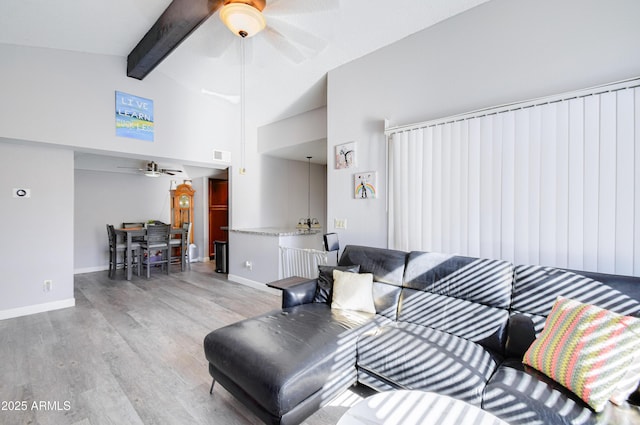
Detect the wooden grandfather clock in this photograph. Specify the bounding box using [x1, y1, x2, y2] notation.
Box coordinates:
[171, 182, 195, 243]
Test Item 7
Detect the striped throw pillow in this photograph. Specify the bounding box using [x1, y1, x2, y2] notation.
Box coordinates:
[523, 297, 640, 412]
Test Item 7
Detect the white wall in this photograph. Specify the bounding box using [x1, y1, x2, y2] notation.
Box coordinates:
[0, 141, 74, 318]
[191, 176, 208, 260]
[0, 44, 237, 165]
[259, 157, 327, 229]
[327, 0, 640, 256]
[257, 107, 327, 154]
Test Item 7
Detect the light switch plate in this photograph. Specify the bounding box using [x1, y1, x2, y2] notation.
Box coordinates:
[334, 218, 347, 229]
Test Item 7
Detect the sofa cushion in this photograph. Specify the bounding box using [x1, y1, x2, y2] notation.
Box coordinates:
[399, 251, 513, 353]
[512, 265, 640, 334]
[403, 251, 514, 309]
[331, 270, 376, 313]
[356, 322, 500, 405]
[339, 245, 407, 286]
[522, 297, 640, 412]
[313, 264, 361, 303]
[203, 303, 377, 417]
[483, 360, 640, 425]
[398, 288, 509, 354]
[339, 245, 407, 319]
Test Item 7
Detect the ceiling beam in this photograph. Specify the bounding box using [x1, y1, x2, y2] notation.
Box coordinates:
[127, 0, 224, 80]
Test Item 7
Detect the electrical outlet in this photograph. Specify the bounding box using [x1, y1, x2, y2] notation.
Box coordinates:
[43, 280, 52, 292]
[244, 260, 252, 271]
[334, 218, 347, 229]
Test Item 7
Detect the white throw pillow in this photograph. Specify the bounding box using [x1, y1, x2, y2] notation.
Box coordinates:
[331, 269, 376, 314]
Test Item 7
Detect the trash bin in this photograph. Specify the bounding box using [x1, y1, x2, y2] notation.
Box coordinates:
[214, 241, 228, 274]
[188, 244, 197, 263]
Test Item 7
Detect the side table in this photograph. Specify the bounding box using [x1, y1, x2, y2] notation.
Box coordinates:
[267, 276, 316, 308]
[266, 276, 312, 290]
[337, 390, 508, 425]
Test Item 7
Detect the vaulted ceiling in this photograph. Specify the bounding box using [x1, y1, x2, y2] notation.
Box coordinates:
[0, 0, 489, 165]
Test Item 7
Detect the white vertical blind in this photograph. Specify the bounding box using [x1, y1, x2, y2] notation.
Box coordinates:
[387, 79, 640, 276]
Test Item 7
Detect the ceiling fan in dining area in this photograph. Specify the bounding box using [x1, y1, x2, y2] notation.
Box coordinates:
[119, 161, 183, 177]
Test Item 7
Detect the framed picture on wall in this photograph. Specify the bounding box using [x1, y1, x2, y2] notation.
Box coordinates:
[115, 91, 154, 142]
[354, 171, 377, 199]
[335, 142, 356, 169]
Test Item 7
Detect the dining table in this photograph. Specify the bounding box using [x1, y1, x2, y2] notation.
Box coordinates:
[114, 226, 186, 280]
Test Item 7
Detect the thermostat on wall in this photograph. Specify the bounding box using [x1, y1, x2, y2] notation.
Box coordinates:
[13, 188, 31, 198]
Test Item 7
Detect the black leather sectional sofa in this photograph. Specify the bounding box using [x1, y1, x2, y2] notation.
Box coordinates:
[203, 245, 640, 425]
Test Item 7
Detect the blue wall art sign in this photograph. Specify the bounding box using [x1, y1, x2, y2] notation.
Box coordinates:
[115, 91, 154, 141]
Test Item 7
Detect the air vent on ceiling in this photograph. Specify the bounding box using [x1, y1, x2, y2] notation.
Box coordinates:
[213, 150, 231, 163]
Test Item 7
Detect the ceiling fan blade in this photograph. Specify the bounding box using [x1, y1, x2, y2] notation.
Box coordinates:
[266, 0, 339, 16]
[207, 20, 237, 58]
[262, 26, 306, 63]
[266, 16, 328, 53]
[161, 169, 182, 173]
[201, 89, 240, 104]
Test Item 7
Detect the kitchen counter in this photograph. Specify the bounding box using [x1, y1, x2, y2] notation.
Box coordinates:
[231, 227, 321, 236]
[228, 227, 324, 284]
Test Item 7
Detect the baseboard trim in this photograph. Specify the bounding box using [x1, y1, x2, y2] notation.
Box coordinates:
[74, 266, 108, 274]
[0, 298, 76, 321]
[227, 274, 280, 295]
[75, 260, 202, 275]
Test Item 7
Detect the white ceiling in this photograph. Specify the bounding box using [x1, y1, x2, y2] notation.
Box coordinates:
[0, 0, 489, 167]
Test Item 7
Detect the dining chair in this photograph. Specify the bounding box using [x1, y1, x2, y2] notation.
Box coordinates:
[106, 224, 126, 278]
[323, 232, 340, 266]
[140, 223, 171, 278]
[169, 222, 192, 271]
[107, 224, 141, 278]
[122, 222, 144, 228]
[122, 221, 145, 243]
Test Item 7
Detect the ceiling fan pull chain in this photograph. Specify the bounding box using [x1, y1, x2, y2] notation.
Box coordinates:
[240, 38, 247, 174]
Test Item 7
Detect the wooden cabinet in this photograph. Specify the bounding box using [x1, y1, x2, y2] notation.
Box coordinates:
[209, 179, 228, 258]
[171, 183, 195, 244]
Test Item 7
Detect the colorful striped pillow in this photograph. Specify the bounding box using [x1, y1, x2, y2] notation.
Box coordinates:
[523, 297, 640, 412]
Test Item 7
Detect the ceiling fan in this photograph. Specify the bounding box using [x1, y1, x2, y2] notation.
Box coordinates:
[127, 0, 338, 80]
[142, 161, 182, 177]
[200, 0, 337, 108]
[208, 0, 338, 63]
[120, 161, 183, 177]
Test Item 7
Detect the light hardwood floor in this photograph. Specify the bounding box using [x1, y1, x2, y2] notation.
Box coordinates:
[0, 263, 367, 425]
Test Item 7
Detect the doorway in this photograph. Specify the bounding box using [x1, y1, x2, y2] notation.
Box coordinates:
[208, 175, 228, 261]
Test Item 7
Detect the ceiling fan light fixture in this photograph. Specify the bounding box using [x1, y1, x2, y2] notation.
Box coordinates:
[220, 3, 266, 38]
[144, 161, 161, 177]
